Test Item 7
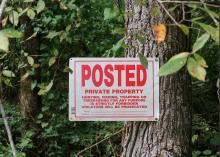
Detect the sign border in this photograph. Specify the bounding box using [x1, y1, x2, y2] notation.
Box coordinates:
[69, 58, 159, 121]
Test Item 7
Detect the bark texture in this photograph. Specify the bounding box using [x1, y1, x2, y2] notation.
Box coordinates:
[20, 17, 41, 119]
[121, 1, 192, 157]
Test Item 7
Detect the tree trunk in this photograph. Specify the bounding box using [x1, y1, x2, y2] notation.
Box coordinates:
[121, 1, 192, 157]
[20, 16, 41, 119]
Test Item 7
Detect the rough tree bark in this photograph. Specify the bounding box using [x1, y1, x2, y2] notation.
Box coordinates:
[121, 0, 192, 157]
[20, 16, 41, 119]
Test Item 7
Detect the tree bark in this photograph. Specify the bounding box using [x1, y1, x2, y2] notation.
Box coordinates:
[20, 16, 41, 119]
[121, 1, 192, 157]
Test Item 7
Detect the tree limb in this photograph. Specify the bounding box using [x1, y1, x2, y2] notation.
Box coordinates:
[0, 0, 8, 19]
[158, 0, 220, 8]
[0, 100, 17, 157]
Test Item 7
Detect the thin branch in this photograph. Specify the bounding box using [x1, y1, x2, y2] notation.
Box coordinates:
[0, 100, 17, 157]
[200, 0, 218, 26]
[158, 0, 220, 8]
[77, 128, 124, 156]
[156, 0, 180, 27]
[0, 0, 8, 19]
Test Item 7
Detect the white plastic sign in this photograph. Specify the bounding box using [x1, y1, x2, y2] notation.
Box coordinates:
[69, 58, 159, 121]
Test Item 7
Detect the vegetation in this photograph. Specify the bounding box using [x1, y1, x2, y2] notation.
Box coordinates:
[0, 0, 219, 156]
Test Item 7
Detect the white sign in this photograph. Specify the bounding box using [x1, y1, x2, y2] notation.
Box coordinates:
[69, 58, 159, 121]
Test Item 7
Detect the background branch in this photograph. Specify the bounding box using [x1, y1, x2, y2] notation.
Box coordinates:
[158, 0, 220, 8]
[0, 0, 8, 19]
[0, 100, 17, 157]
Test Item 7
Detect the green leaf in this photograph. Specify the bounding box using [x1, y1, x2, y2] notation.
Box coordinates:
[45, 31, 61, 39]
[200, 7, 219, 19]
[192, 150, 201, 157]
[24, 0, 34, 2]
[202, 150, 212, 155]
[197, 22, 219, 44]
[187, 57, 206, 81]
[2, 70, 16, 77]
[192, 134, 198, 144]
[9, 11, 19, 26]
[210, 134, 220, 146]
[186, 3, 198, 9]
[191, 17, 204, 22]
[27, 56, 34, 66]
[49, 57, 56, 67]
[41, 122, 48, 128]
[136, 34, 145, 44]
[138, 53, 148, 69]
[193, 53, 208, 68]
[36, 0, 45, 14]
[0, 28, 23, 38]
[111, 38, 124, 53]
[0, 32, 9, 52]
[3, 78, 12, 87]
[158, 52, 190, 76]
[150, 6, 160, 17]
[179, 24, 189, 35]
[31, 80, 37, 90]
[112, 27, 125, 35]
[27, 9, 36, 20]
[104, 8, 117, 20]
[38, 80, 53, 95]
[192, 33, 210, 53]
[38, 113, 43, 119]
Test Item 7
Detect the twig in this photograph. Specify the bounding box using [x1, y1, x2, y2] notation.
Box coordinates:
[0, 0, 8, 19]
[0, 100, 17, 157]
[0, 116, 12, 120]
[158, 0, 220, 8]
[200, 0, 218, 26]
[156, 0, 180, 27]
[0, 0, 17, 156]
[77, 128, 124, 156]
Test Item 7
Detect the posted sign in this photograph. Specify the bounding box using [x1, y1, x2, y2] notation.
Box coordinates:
[69, 58, 159, 121]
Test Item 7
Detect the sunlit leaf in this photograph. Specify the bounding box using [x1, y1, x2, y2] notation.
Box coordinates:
[187, 57, 206, 81]
[111, 38, 124, 52]
[186, 3, 198, 9]
[192, 33, 210, 53]
[60, 2, 68, 10]
[1, 28, 23, 38]
[158, 52, 190, 76]
[31, 80, 37, 90]
[179, 24, 189, 35]
[0, 32, 9, 52]
[27, 56, 34, 66]
[202, 150, 212, 155]
[9, 11, 19, 26]
[45, 31, 61, 39]
[112, 27, 125, 35]
[104, 7, 117, 20]
[24, 0, 34, 2]
[138, 53, 148, 69]
[197, 22, 219, 44]
[49, 57, 56, 67]
[2, 70, 16, 77]
[193, 53, 208, 68]
[36, 0, 45, 14]
[27, 9, 36, 20]
[192, 134, 198, 144]
[38, 80, 53, 95]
